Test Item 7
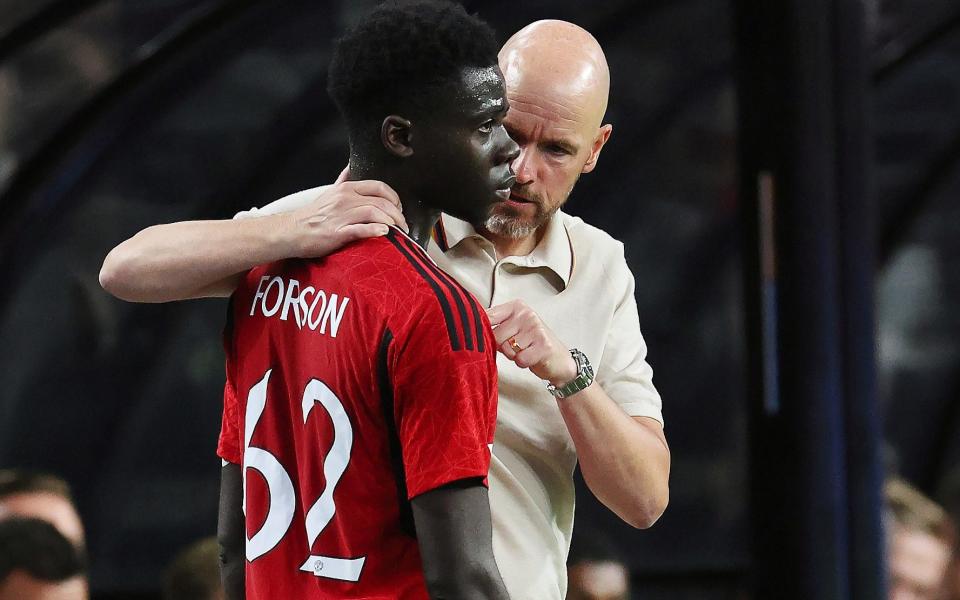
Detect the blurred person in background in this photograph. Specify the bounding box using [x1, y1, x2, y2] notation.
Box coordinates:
[0, 517, 87, 600]
[0, 470, 84, 548]
[566, 530, 630, 600]
[100, 11, 670, 600]
[886, 478, 955, 600]
[163, 536, 223, 600]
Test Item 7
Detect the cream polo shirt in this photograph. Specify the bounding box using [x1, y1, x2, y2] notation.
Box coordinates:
[238, 189, 663, 600]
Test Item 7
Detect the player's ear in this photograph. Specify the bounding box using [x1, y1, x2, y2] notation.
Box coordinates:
[382, 115, 414, 158]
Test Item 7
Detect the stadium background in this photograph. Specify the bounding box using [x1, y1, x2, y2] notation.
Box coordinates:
[0, 0, 958, 598]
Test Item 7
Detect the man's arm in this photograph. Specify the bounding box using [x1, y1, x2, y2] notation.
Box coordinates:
[217, 462, 245, 600]
[487, 299, 670, 529]
[556, 394, 670, 529]
[99, 172, 406, 302]
[410, 479, 510, 600]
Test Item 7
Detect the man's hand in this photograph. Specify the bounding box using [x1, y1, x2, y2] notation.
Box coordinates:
[282, 166, 408, 258]
[486, 299, 578, 386]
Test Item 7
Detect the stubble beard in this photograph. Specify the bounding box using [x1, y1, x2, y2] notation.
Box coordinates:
[483, 192, 560, 240]
[484, 208, 547, 239]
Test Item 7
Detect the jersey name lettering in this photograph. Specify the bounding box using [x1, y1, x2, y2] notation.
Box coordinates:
[249, 275, 351, 337]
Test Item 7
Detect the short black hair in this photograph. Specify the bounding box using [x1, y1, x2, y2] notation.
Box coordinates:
[0, 518, 85, 584]
[327, 0, 499, 143]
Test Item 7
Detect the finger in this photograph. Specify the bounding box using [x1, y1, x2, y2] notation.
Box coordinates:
[341, 204, 404, 229]
[366, 197, 408, 232]
[513, 345, 544, 370]
[509, 331, 533, 351]
[491, 320, 522, 346]
[350, 180, 402, 210]
[486, 302, 517, 327]
[336, 222, 391, 243]
[334, 164, 350, 185]
[350, 182, 407, 231]
[348, 195, 407, 231]
[498, 339, 518, 360]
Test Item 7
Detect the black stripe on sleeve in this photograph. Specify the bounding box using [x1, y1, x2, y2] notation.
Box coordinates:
[377, 328, 416, 537]
[464, 292, 486, 353]
[385, 231, 462, 351]
[391, 233, 476, 352]
[393, 231, 488, 353]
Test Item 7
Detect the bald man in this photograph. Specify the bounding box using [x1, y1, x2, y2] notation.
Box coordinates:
[101, 18, 670, 599]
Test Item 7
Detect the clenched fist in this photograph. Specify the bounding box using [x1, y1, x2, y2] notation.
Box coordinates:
[486, 299, 578, 387]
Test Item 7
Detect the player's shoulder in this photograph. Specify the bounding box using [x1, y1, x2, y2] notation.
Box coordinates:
[334, 227, 442, 284]
[331, 227, 474, 305]
[376, 229, 490, 353]
[377, 228, 475, 301]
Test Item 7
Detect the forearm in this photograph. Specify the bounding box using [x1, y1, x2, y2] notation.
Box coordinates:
[100, 214, 294, 302]
[219, 533, 245, 600]
[411, 482, 510, 600]
[218, 463, 246, 600]
[559, 384, 670, 529]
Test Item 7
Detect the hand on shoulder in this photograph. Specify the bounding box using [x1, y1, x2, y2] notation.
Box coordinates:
[284, 166, 409, 258]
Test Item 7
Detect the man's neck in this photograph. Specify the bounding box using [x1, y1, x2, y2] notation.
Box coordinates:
[349, 161, 438, 251]
[402, 198, 442, 250]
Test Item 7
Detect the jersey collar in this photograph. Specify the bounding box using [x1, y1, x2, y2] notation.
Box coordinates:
[432, 212, 573, 288]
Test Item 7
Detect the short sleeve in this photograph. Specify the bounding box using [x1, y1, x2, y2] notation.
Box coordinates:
[596, 248, 664, 425]
[388, 299, 498, 500]
[217, 300, 243, 464]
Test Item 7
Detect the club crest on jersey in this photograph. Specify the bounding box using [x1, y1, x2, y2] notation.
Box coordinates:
[250, 275, 350, 337]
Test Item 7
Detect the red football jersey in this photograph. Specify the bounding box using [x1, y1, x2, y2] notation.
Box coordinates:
[217, 228, 498, 599]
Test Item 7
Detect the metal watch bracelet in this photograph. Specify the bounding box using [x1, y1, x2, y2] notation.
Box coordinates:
[546, 348, 595, 399]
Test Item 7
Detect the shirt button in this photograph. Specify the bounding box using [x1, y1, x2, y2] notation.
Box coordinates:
[313, 560, 324, 573]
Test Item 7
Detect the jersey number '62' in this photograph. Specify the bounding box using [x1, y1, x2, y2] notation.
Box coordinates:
[242, 368, 365, 582]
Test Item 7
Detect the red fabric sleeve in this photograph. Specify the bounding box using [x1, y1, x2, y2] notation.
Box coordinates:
[389, 305, 498, 500]
[217, 301, 242, 465]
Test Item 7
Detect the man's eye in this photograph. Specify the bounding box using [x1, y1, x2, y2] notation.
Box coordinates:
[545, 145, 569, 155]
[478, 121, 495, 134]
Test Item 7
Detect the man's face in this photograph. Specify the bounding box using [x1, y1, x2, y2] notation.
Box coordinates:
[413, 66, 518, 226]
[888, 523, 952, 600]
[484, 68, 608, 239]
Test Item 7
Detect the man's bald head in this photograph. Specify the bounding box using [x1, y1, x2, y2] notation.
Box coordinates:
[482, 20, 614, 245]
[498, 20, 610, 131]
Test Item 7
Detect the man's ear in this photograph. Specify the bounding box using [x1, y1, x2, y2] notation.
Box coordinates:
[581, 123, 612, 174]
[381, 115, 414, 158]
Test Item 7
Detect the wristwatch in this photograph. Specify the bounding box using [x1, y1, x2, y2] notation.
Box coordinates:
[546, 349, 594, 399]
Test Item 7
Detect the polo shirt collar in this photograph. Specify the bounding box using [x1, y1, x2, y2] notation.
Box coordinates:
[433, 212, 573, 287]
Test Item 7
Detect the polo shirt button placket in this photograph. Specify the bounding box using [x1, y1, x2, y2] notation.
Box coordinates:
[490, 261, 505, 306]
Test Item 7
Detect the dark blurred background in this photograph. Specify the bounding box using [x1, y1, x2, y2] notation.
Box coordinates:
[0, 1, 958, 598]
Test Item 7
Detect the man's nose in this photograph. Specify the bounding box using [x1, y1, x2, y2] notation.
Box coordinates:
[498, 129, 520, 165]
[511, 146, 535, 185]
